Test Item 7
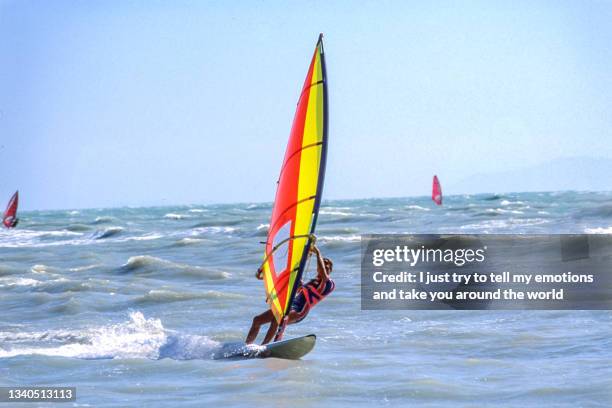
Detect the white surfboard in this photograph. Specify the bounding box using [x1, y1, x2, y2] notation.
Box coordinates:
[213, 334, 316, 360]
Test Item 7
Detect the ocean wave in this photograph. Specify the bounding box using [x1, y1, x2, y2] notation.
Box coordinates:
[0, 311, 236, 360]
[317, 226, 360, 235]
[66, 224, 92, 232]
[188, 209, 207, 213]
[123, 233, 164, 242]
[0, 277, 41, 288]
[94, 227, 124, 239]
[0, 229, 87, 248]
[485, 208, 524, 215]
[69, 264, 102, 272]
[0, 328, 89, 343]
[120, 256, 229, 279]
[0, 312, 168, 359]
[245, 203, 268, 210]
[323, 213, 381, 224]
[31, 264, 55, 274]
[41, 230, 83, 239]
[134, 289, 244, 305]
[501, 200, 525, 206]
[0, 275, 90, 293]
[319, 210, 354, 216]
[0, 264, 18, 276]
[459, 218, 550, 232]
[191, 220, 242, 228]
[191, 226, 237, 235]
[318, 235, 361, 242]
[576, 204, 612, 218]
[406, 205, 430, 211]
[92, 216, 115, 225]
[164, 213, 189, 220]
[172, 237, 206, 247]
[483, 194, 504, 201]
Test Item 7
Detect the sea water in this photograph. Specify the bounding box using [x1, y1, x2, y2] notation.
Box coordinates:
[1, 191, 611, 406]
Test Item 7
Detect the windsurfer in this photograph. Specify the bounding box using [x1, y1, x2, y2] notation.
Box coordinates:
[246, 244, 334, 345]
[3, 191, 19, 229]
[6, 217, 18, 228]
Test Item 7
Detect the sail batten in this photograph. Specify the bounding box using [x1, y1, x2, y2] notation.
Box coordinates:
[260, 35, 328, 323]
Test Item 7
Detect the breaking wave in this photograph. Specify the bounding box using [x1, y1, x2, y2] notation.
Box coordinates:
[0, 312, 226, 360]
[134, 289, 244, 305]
[120, 256, 229, 279]
[94, 227, 124, 239]
[164, 213, 188, 220]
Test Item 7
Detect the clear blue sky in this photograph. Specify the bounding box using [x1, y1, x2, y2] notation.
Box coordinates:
[1, 1, 611, 210]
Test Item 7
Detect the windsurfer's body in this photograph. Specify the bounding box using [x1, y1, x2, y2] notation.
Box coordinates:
[246, 245, 334, 345]
[4, 216, 18, 228]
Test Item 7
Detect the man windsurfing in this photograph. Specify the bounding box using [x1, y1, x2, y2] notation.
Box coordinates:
[3, 191, 19, 229]
[246, 244, 334, 345]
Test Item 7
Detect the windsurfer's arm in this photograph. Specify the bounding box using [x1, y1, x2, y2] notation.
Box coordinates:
[311, 245, 329, 281]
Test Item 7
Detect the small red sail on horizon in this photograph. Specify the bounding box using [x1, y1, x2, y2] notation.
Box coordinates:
[432, 176, 442, 206]
[3, 190, 19, 228]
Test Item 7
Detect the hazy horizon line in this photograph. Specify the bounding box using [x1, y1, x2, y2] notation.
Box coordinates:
[17, 188, 612, 213]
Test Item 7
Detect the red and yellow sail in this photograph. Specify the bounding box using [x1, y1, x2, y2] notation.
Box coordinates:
[259, 34, 328, 323]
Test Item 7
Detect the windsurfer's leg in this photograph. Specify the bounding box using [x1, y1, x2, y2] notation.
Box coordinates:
[286, 311, 300, 324]
[246, 310, 274, 344]
[262, 319, 279, 345]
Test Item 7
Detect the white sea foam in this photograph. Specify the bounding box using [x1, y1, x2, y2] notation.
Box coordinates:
[164, 213, 188, 220]
[192, 226, 236, 235]
[320, 210, 354, 216]
[93, 216, 114, 224]
[124, 233, 164, 242]
[95, 226, 124, 239]
[175, 237, 205, 246]
[121, 255, 230, 279]
[69, 264, 102, 272]
[406, 205, 430, 211]
[486, 208, 524, 215]
[0, 312, 223, 360]
[500, 200, 525, 206]
[31, 264, 50, 274]
[318, 235, 361, 242]
[0, 277, 41, 288]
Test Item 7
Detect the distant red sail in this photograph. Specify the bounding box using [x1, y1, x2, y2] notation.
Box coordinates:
[432, 176, 442, 205]
[3, 190, 19, 228]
